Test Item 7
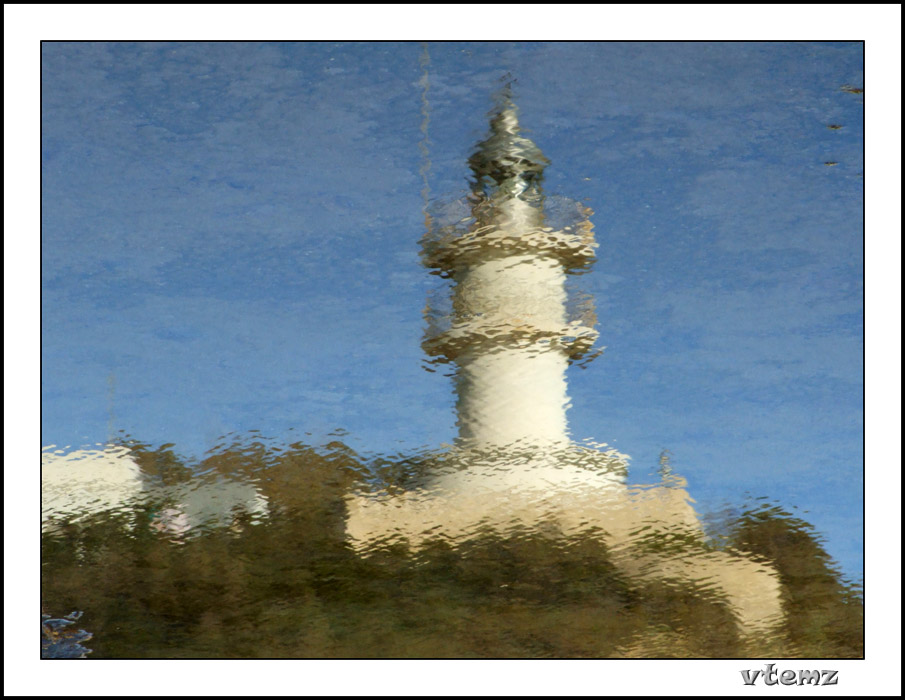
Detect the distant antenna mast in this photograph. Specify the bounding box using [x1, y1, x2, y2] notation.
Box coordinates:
[107, 372, 116, 445]
[418, 42, 432, 232]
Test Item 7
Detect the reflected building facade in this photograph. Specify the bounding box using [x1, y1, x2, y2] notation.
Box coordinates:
[41, 443, 268, 539]
[345, 92, 785, 641]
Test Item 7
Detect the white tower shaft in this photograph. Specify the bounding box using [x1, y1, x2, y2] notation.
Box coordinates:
[456, 347, 570, 447]
[453, 253, 571, 448]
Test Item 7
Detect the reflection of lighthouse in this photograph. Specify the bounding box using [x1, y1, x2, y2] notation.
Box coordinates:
[346, 91, 785, 644]
[413, 93, 622, 497]
[422, 97, 596, 451]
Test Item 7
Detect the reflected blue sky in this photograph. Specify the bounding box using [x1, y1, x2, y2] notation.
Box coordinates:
[41, 42, 863, 579]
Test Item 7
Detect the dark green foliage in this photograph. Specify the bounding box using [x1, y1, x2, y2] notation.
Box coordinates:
[728, 503, 863, 658]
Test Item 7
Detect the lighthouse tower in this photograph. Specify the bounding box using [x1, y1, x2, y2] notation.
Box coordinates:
[346, 91, 634, 545]
[421, 96, 597, 452]
[412, 94, 627, 498]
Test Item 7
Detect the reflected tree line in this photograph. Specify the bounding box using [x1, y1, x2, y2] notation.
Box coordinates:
[41, 437, 862, 659]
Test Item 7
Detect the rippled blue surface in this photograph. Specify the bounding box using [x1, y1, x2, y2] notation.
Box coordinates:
[41, 42, 863, 583]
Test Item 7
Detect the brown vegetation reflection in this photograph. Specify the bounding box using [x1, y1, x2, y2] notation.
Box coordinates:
[41, 439, 862, 659]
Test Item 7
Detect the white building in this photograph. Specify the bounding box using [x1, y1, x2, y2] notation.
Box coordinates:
[41, 443, 268, 537]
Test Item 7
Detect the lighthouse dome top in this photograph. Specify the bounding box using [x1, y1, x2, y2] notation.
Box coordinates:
[422, 92, 598, 273]
[467, 97, 550, 193]
[420, 91, 602, 367]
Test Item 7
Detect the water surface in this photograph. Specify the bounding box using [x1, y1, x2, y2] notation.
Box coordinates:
[41, 41, 863, 658]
